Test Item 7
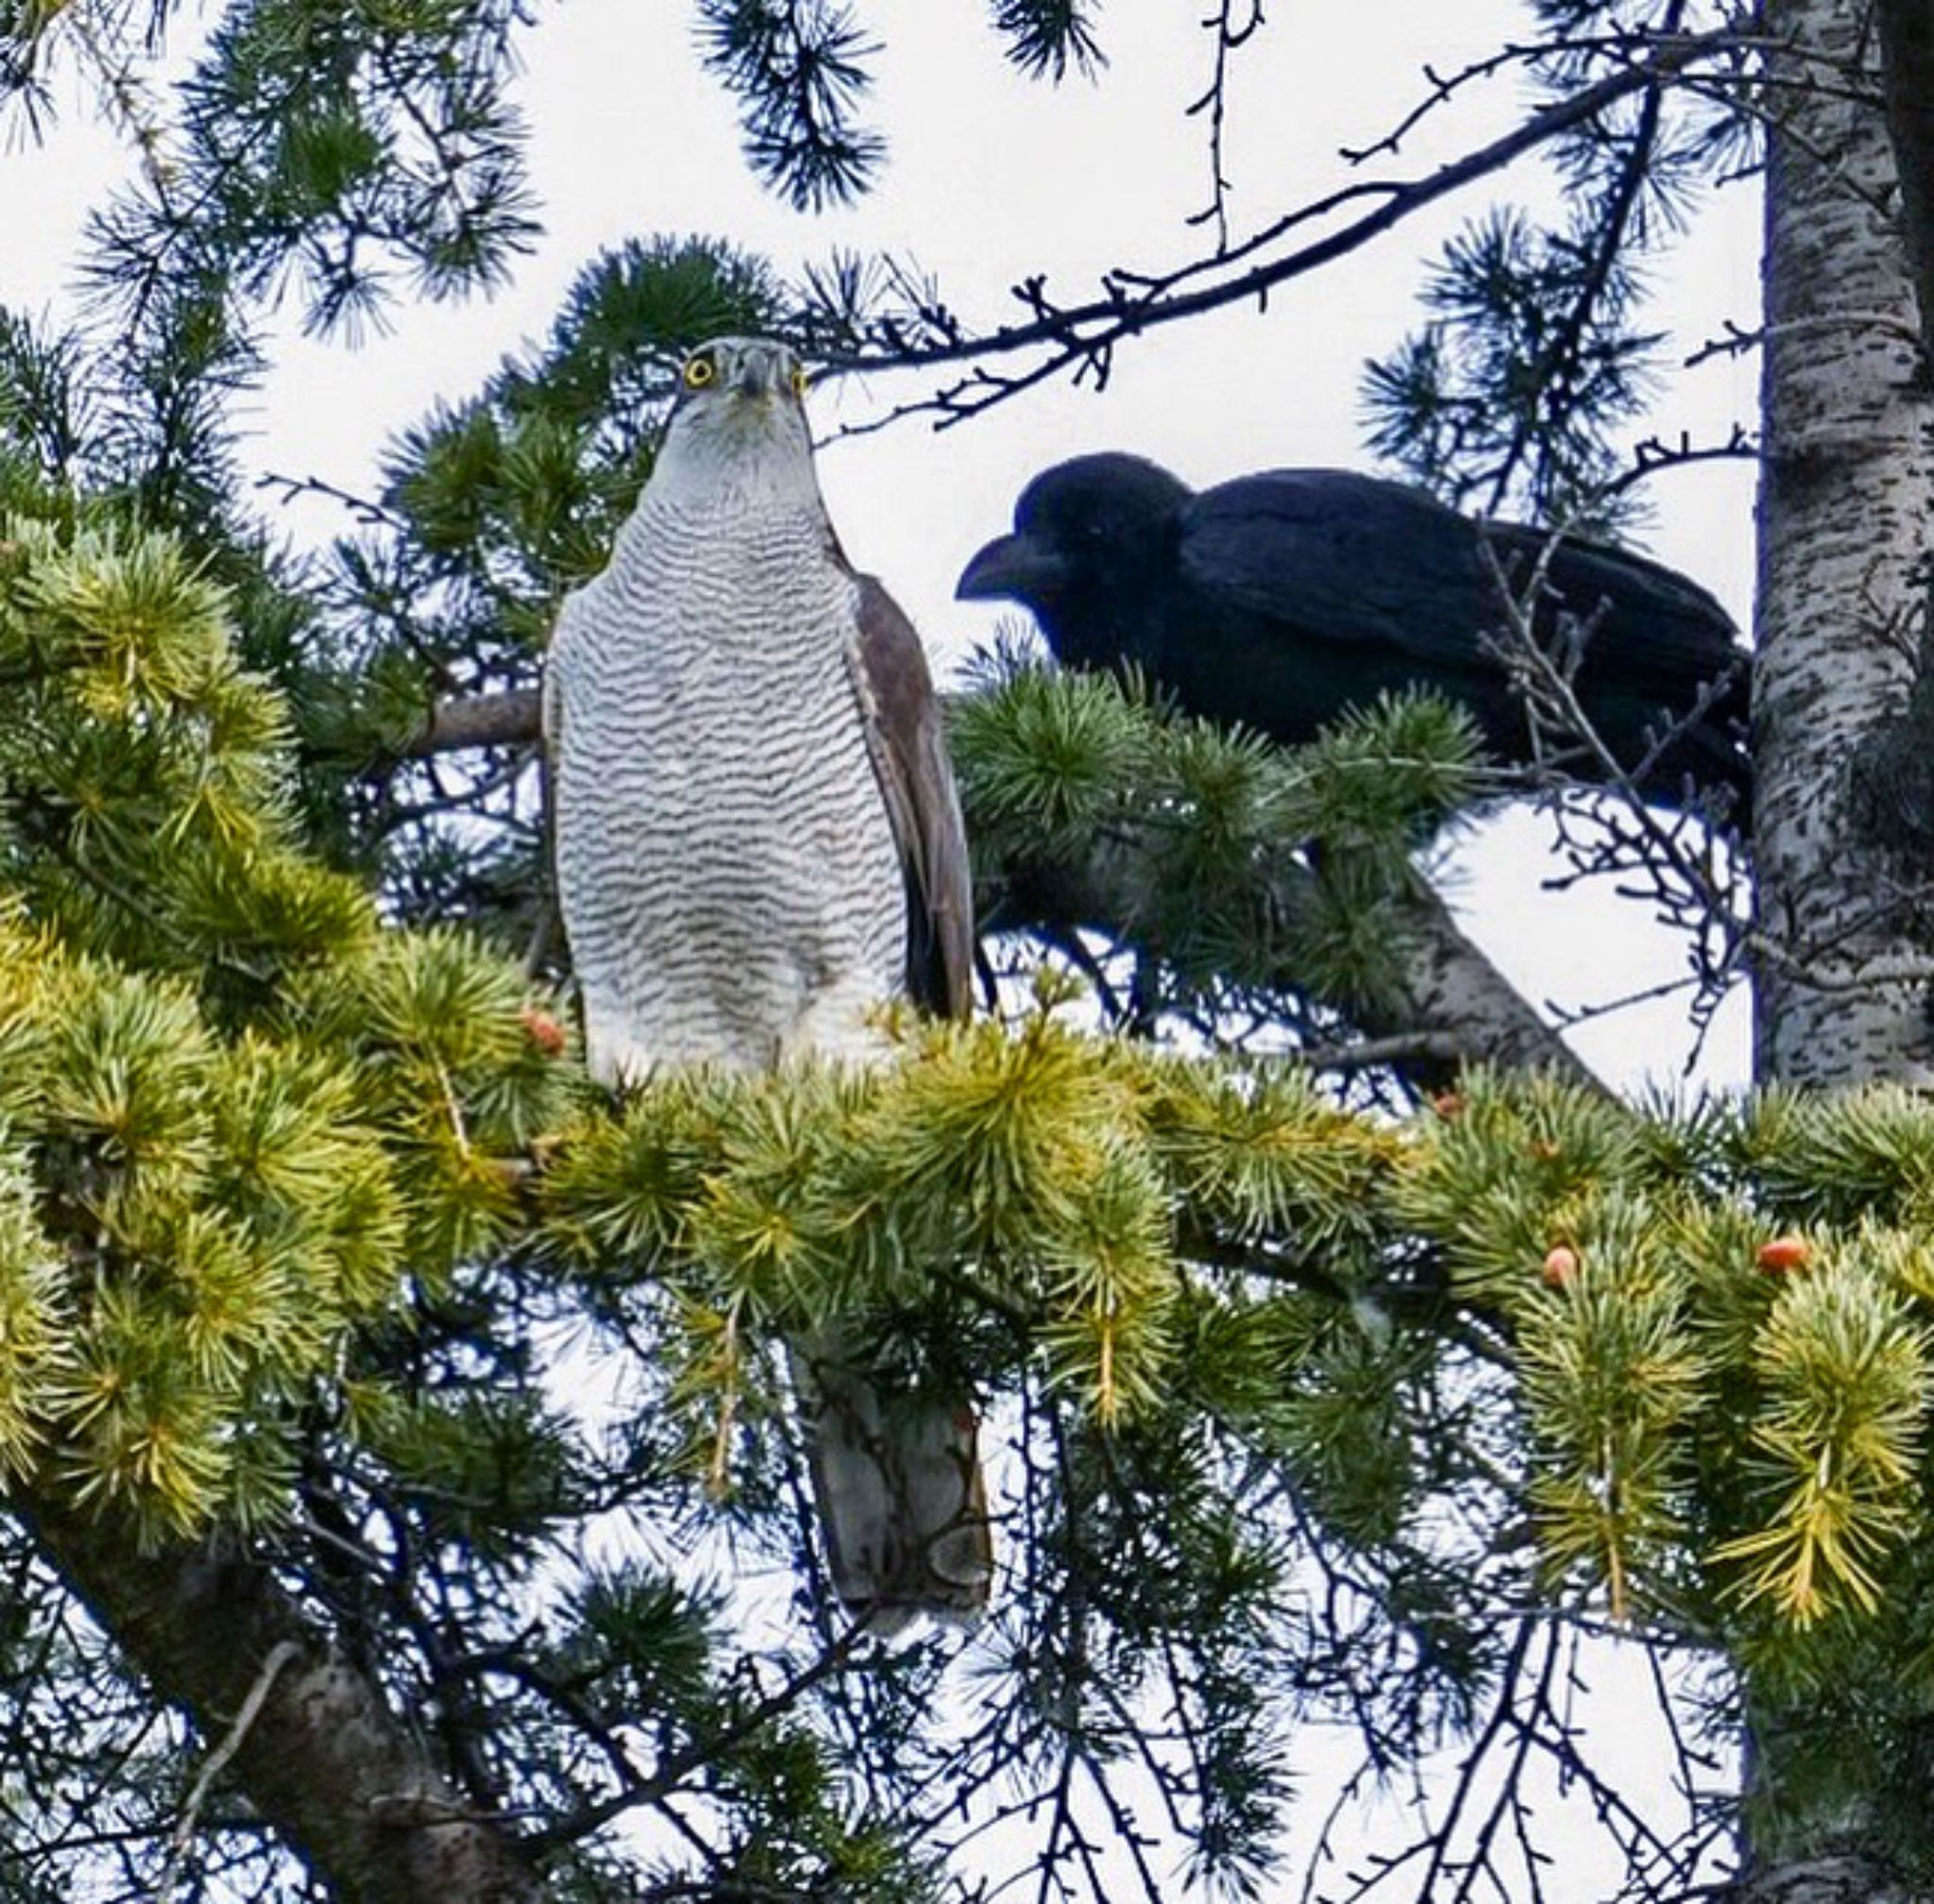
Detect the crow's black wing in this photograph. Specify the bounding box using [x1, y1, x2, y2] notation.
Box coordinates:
[1176, 469, 1496, 669]
[1179, 468, 1744, 683]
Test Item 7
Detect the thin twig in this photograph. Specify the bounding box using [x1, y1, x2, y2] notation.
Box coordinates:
[819, 29, 1741, 434]
[148, 1641, 303, 1902]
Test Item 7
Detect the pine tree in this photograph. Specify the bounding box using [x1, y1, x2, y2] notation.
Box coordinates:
[3, 4, 1934, 1902]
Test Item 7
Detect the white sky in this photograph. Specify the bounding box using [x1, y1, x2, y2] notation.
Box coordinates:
[3, 6, 1762, 1893]
[4, 0, 1764, 1094]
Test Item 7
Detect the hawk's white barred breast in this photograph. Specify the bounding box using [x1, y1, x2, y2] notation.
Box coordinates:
[551, 486, 908, 1083]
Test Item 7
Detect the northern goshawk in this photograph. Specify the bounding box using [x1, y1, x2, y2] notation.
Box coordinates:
[545, 335, 991, 1628]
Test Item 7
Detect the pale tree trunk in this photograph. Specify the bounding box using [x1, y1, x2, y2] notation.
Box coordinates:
[1742, 0, 1934, 1892]
[1724, 1854, 1923, 1904]
[1753, 0, 1934, 1084]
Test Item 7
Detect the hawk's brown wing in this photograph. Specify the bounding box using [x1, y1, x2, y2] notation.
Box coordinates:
[848, 573, 975, 1020]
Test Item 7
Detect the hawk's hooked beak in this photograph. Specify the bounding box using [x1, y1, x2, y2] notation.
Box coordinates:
[956, 531, 1073, 605]
[729, 347, 790, 400]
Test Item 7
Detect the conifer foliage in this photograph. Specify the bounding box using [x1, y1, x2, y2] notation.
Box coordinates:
[5, 3, 1934, 1903]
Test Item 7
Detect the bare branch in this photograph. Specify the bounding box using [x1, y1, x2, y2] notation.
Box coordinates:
[150, 1641, 302, 1901]
[404, 688, 542, 757]
[1183, 0, 1265, 254]
[820, 28, 1738, 432]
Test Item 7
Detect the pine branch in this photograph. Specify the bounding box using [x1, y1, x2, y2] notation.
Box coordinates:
[989, 0, 1105, 81]
[524, 1616, 873, 1854]
[414, 682, 1588, 1082]
[696, 0, 886, 211]
[1477, 2, 1683, 518]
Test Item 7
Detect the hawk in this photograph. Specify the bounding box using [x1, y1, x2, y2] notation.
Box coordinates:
[544, 335, 991, 1628]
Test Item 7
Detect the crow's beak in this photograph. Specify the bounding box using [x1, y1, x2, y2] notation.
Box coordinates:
[956, 531, 1072, 604]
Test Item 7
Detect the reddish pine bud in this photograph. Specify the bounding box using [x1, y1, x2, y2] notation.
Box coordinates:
[1756, 1235, 1812, 1275]
[1430, 1090, 1466, 1118]
[1542, 1245, 1579, 1288]
[520, 1005, 568, 1058]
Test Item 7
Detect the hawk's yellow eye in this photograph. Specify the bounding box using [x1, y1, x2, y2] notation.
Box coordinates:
[790, 365, 810, 398]
[682, 354, 716, 390]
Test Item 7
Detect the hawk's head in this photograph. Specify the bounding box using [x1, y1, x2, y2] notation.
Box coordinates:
[647, 336, 818, 505]
[671, 336, 810, 439]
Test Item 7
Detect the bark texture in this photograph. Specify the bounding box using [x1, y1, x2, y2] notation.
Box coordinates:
[1722, 1851, 1923, 1904]
[1741, 3, 1934, 1890]
[1754, 0, 1934, 1084]
[26, 1495, 543, 1904]
[1385, 880, 1595, 1081]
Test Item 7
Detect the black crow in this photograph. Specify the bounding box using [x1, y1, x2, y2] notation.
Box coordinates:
[957, 453, 1752, 821]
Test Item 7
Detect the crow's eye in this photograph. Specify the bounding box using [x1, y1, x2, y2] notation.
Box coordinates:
[682, 354, 716, 390]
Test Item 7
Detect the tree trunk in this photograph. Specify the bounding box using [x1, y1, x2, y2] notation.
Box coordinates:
[25, 1496, 544, 1904]
[1722, 1852, 1924, 1903]
[1743, 0, 1934, 1889]
[1753, 0, 1934, 1084]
